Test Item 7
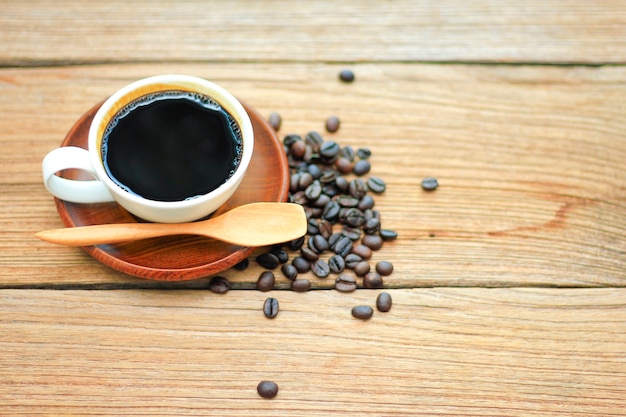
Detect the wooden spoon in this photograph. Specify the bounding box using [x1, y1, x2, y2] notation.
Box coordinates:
[36, 202, 307, 247]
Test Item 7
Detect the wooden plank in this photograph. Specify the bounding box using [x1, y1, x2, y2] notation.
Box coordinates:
[1, 63, 625, 288]
[2, 1, 626, 65]
[0, 288, 624, 416]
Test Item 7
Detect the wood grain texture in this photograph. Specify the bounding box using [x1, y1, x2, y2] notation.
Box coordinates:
[2, 0, 626, 65]
[1, 63, 624, 287]
[1, 288, 624, 416]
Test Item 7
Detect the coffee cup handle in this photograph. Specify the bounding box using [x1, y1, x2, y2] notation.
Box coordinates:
[42, 146, 115, 204]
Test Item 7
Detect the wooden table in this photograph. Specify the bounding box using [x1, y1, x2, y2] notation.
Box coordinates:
[1, 1, 625, 415]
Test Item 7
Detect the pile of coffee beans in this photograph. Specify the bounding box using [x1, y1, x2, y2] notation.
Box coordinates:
[249, 128, 397, 293]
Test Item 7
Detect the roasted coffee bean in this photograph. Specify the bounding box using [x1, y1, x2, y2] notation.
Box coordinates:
[298, 172, 314, 189]
[283, 134, 302, 148]
[300, 247, 319, 262]
[335, 176, 349, 192]
[257, 380, 279, 398]
[263, 297, 279, 319]
[320, 140, 340, 159]
[317, 219, 333, 239]
[271, 247, 289, 263]
[363, 271, 383, 288]
[334, 235, 353, 257]
[292, 256, 311, 273]
[421, 177, 439, 191]
[322, 183, 340, 197]
[287, 236, 305, 251]
[341, 226, 362, 241]
[349, 178, 367, 199]
[305, 131, 324, 152]
[290, 140, 306, 159]
[311, 259, 330, 278]
[338, 69, 355, 83]
[344, 253, 363, 269]
[376, 292, 392, 312]
[291, 278, 311, 292]
[363, 217, 381, 235]
[328, 232, 342, 250]
[291, 190, 308, 205]
[362, 234, 383, 250]
[356, 147, 372, 159]
[256, 252, 280, 269]
[281, 263, 298, 280]
[307, 164, 323, 179]
[335, 274, 357, 292]
[364, 209, 380, 222]
[337, 195, 359, 208]
[312, 193, 331, 208]
[379, 229, 398, 242]
[351, 305, 374, 320]
[268, 112, 282, 131]
[209, 276, 230, 294]
[376, 261, 394, 276]
[358, 195, 375, 211]
[304, 180, 322, 200]
[352, 244, 373, 259]
[328, 254, 346, 274]
[256, 271, 275, 292]
[335, 157, 353, 174]
[353, 159, 371, 176]
[344, 208, 366, 228]
[354, 261, 371, 277]
[290, 173, 301, 193]
[307, 218, 320, 235]
[366, 176, 386, 194]
[233, 258, 249, 270]
[322, 200, 341, 222]
[340, 145, 355, 161]
[325, 116, 341, 133]
[310, 234, 329, 253]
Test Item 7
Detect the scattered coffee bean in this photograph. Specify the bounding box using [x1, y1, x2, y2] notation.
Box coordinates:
[268, 112, 282, 131]
[358, 195, 375, 211]
[208, 276, 230, 294]
[281, 264, 298, 280]
[271, 247, 289, 264]
[375, 261, 394, 276]
[305, 131, 324, 152]
[351, 305, 374, 320]
[310, 234, 329, 253]
[333, 235, 353, 257]
[344, 253, 363, 269]
[356, 147, 371, 159]
[263, 297, 279, 319]
[362, 234, 383, 250]
[363, 217, 381, 235]
[353, 159, 371, 176]
[352, 244, 372, 259]
[325, 116, 341, 133]
[335, 157, 353, 174]
[311, 259, 331, 278]
[290, 139, 306, 159]
[363, 271, 383, 288]
[233, 258, 249, 271]
[256, 252, 280, 269]
[376, 292, 392, 312]
[421, 177, 439, 191]
[257, 380, 279, 398]
[338, 69, 355, 83]
[300, 247, 319, 262]
[328, 254, 345, 274]
[291, 278, 311, 292]
[379, 229, 398, 242]
[354, 261, 371, 277]
[335, 274, 357, 292]
[341, 226, 362, 241]
[292, 256, 311, 273]
[256, 271, 275, 292]
[348, 178, 367, 199]
[366, 177, 386, 194]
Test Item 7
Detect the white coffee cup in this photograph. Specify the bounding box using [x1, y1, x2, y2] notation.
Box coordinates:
[42, 74, 254, 223]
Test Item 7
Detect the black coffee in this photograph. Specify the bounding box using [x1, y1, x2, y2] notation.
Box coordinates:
[102, 91, 243, 202]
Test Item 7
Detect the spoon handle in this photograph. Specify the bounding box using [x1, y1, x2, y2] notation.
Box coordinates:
[35, 222, 187, 246]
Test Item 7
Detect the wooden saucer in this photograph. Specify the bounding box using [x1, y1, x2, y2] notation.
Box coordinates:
[54, 101, 289, 281]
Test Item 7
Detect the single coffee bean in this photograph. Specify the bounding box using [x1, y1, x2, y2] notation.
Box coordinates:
[362, 234, 383, 250]
[338, 69, 355, 83]
[268, 112, 282, 131]
[351, 305, 374, 320]
[290, 173, 301, 193]
[352, 244, 373, 259]
[287, 236, 305, 251]
[335, 274, 357, 292]
[376, 261, 394, 276]
[307, 218, 320, 235]
[271, 247, 289, 263]
[319, 170, 337, 184]
[325, 116, 341, 133]
[317, 219, 333, 239]
[298, 172, 314, 190]
[208, 276, 230, 294]
[257, 380, 279, 398]
[363, 271, 383, 288]
[290, 140, 307, 159]
[366, 176, 386, 194]
[311, 234, 329, 253]
[304, 180, 323, 200]
[334, 235, 353, 257]
[312, 193, 331, 208]
[337, 195, 359, 208]
[335, 176, 349, 192]
[356, 147, 372, 159]
[307, 163, 323, 179]
[311, 259, 331, 278]
[341, 226, 362, 241]
[292, 256, 311, 273]
[344, 208, 366, 228]
[328, 232, 343, 250]
[328, 254, 346, 274]
[376, 292, 392, 312]
[256, 271, 275, 292]
[233, 258, 249, 271]
[363, 217, 381, 235]
[358, 195, 375, 211]
[344, 253, 363, 269]
[335, 157, 353, 174]
[320, 140, 340, 159]
[281, 263, 298, 280]
[283, 133, 302, 148]
[322, 200, 341, 222]
[353, 159, 371, 176]
[263, 297, 279, 319]
[421, 177, 439, 191]
[291, 278, 311, 292]
[364, 208, 380, 222]
[304, 131, 324, 152]
[354, 261, 371, 277]
[300, 247, 319, 262]
[348, 178, 367, 199]
[256, 252, 280, 269]
[379, 229, 398, 242]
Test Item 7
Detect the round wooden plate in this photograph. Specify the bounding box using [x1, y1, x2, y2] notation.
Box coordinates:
[54, 101, 289, 281]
